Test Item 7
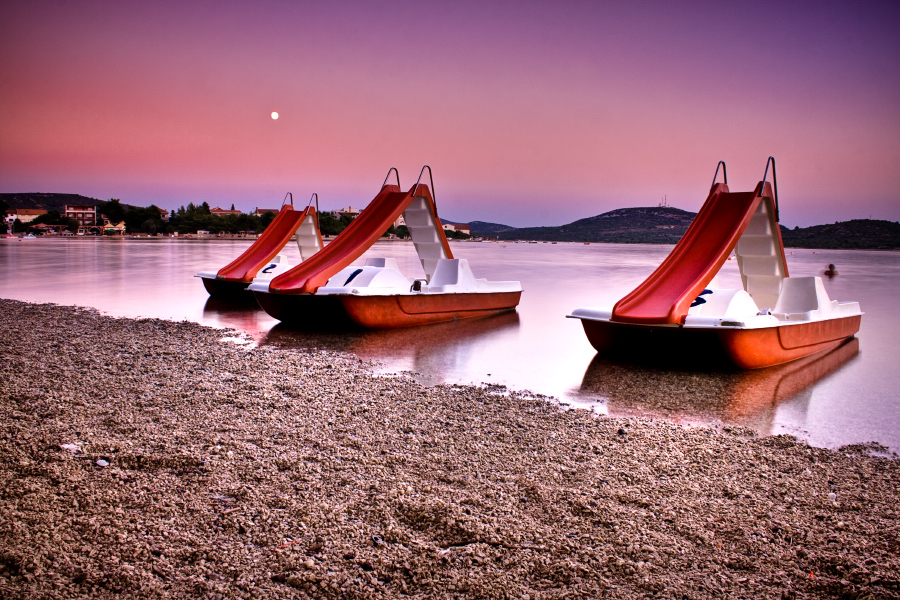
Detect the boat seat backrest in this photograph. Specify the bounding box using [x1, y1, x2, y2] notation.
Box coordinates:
[427, 259, 477, 290]
[773, 277, 827, 315]
[364, 257, 401, 271]
[687, 288, 760, 319]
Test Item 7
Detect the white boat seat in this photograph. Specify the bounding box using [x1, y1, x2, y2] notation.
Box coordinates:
[772, 276, 828, 321]
[686, 288, 759, 319]
[364, 257, 401, 271]
[772, 276, 860, 322]
[425, 259, 521, 294]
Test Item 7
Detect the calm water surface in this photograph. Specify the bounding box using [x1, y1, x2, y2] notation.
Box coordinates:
[2, 237, 898, 452]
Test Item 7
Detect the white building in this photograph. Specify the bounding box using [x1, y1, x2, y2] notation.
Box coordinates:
[254, 207, 281, 216]
[331, 207, 361, 220]
[6, 209, 47, 224]
[442, 223, 471, 235]
[65, 205, 97, 226]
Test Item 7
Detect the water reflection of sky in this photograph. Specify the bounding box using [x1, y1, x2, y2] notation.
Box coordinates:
[1, 237, 898, 452]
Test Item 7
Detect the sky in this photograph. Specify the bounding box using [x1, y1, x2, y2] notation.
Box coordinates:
[1, 0, 898, 227]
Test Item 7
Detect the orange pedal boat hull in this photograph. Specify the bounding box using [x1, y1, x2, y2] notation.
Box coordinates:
[254, 291, 521, 329]
[580, 314, 861, 369]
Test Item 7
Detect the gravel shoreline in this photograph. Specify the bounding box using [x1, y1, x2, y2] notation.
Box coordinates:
[1, 298, 898, 599]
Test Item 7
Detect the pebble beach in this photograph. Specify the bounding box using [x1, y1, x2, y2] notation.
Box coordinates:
[1, 298, 898, 599]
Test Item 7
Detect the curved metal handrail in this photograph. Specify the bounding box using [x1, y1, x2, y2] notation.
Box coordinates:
[760, 156, 779, 221]
[382, 167, 400, 189]
[711, 160, 727, 188]
[412, 165, 436, 213]
[305, 193, 319, 213]
[281, 192, 293, 207]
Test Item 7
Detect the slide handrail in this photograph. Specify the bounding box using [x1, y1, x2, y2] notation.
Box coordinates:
[281, 192, 293, 207]
[382, 167, 401, 189]
[711, 160, 727, 189]
[760, 156, 779, 221]
[306, 193, 319, 213]
[413, 165, 437, 213]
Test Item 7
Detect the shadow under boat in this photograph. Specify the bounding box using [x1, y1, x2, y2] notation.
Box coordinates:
[202, 294, 272, 333]
[261, 310, 521, 373]
[579, 337, 860, 432]
[203, 293, 261, 312]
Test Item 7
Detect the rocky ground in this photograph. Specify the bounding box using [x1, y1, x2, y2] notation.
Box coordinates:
[1, 298, 898, 599]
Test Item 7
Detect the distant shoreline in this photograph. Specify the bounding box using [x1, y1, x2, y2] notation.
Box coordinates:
[6, 194, 898, 250]
[3, 234, 898, 251]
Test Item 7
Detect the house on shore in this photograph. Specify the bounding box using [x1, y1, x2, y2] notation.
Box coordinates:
[331, 207, 361, 220]
[442, 223, 471, 235]
[209, 207, 242, 217]
[254, 207, 281, 216]
[65, 205, 98, 226]
[5, 208, 47, 225]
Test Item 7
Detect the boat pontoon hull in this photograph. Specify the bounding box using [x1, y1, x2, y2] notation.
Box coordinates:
[254, 290, 522, 329]
[579, 314, 861, 370]
[199, 276, 252, 299]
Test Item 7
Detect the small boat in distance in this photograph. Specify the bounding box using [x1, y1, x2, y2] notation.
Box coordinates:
[250, 167, 522, 329]
[195, 194, 324, 299]
[569, 158, 862, 369]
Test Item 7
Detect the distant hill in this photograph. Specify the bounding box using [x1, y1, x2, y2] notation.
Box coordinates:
[466, 220, 518, 234]
[0, 193, 105, 212]
[496, 207, 696, 243]
[780, 219, 900, 250]
[474, 208, 899, 249]
[439, 218, 516, 234]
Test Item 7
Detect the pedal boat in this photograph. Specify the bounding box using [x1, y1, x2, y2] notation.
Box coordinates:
[250, 167, 522, 328]
[568, 158, 862, 369]
[195, 194, 323, 299]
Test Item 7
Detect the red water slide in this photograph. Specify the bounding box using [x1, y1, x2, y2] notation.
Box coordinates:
[611, 182, 782, 325]
[216, 205, 316, 282]
[267, 184, 451, 295]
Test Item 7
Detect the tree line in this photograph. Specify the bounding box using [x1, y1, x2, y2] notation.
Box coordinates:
[165, 202, 412, 237]
[4, 196, 470, 239]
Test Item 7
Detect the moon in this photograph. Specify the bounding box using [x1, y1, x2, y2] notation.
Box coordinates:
[271, 111, 279, 120]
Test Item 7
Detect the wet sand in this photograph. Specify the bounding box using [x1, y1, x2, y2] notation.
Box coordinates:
[1, 299, 898, 599]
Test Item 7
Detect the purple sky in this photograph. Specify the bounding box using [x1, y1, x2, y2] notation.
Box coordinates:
[1, 0, 898, 227]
